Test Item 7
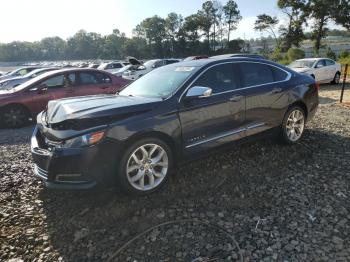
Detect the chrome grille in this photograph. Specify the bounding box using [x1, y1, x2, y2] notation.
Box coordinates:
[34, 165, 48, 180]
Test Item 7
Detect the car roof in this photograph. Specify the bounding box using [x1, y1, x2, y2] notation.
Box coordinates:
[175, 56, 273, 67]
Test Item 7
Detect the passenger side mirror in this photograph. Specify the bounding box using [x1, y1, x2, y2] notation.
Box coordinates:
[185, 86, 212, 99]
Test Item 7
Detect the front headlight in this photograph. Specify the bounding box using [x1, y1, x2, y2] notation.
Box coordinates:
[59, 130, 106, 148]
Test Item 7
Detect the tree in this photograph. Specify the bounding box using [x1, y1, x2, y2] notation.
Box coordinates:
[165, 13, 183, 55]
[307, 0, 350, 54]
[287, 48, 305, 61]
[254, 14, 280, 47]
[277, 0, 308, 50]
[333, 0, 350, 30]
[223, 0, 242, 44]
[198, 1, 215, 53]
[136, 16, 167, 57]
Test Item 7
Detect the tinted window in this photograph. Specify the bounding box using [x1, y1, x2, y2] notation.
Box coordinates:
[67, 73, 76, 85]
[113, 63, 123, 69]
[325, 59, 335, 66]
[95, 72, 112, 83]
[316, 60, 326, 68]
[79, 72, 98, 85]
[193, 64, 239, 93]
[240, 63, 274, 87]
[79, 72, 111, 85]
[271, 67, 288, 81]
[41, 75, 65, 88]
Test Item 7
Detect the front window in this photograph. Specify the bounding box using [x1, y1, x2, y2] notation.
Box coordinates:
[119, 65, 197, 99]
[289, 60, 316, 68]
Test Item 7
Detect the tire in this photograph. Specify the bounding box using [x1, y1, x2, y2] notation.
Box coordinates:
[280, 106, 306, 145]
[117, 137, 173, 195]
[0, 106, 30, 128]
[331, 72, 341, 84]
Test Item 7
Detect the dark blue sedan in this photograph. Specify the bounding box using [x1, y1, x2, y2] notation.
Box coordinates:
[31, 57, 319, 195]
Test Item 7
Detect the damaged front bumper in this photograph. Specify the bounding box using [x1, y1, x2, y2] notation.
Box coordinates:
[31, 125, 117, 190]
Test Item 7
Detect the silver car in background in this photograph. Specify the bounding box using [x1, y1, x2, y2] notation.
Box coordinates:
[0, 68, 59, 89]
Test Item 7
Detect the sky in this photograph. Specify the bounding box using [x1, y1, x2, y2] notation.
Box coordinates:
[0, 0, 307, 43]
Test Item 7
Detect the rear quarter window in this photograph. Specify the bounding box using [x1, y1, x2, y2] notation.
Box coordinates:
[239, 63, 274, 87]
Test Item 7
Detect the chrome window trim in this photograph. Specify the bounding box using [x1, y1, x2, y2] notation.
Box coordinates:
[185, 122, 266, 148]
[178, 61, 292, 102]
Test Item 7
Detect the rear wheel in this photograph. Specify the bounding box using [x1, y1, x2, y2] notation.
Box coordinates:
[331, 72, 341, 84]
[280, 106, 306, 144]
[1, 106, 30, 128]
[117, 138, 173, 195]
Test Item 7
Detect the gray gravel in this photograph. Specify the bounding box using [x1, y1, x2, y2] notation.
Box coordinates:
[1, 88, 350, 261]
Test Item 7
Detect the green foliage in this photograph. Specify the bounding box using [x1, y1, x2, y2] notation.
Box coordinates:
[286, 48, 305, 61]
[326, 47, 337, 60]
[339, 50, 350, 59]
[270, 47, 284, 62]
[254, 14, 280, 47]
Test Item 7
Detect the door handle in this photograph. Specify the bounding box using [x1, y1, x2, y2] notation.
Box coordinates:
[270, 88, 283, 94]
[100, 86, 109, 89]
[229, 95, 243, 102]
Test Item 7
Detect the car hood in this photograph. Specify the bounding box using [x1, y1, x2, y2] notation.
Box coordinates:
[290, 67, 311, 73]
[0, 88, 18, 96]
[44, 94, 162, 128]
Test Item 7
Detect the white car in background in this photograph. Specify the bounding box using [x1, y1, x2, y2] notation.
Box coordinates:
[98, 61, 129, 73]
[122, 59, 180, 80]
[289, 58, 341, 84]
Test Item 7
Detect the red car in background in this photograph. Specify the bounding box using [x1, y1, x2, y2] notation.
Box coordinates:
[0, 68, 129, 128]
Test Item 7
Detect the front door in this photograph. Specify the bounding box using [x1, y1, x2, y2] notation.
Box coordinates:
[179, 63, 246, 154]
[74, 71, 114, 96]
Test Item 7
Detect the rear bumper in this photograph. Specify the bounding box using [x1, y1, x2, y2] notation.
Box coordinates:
[31, 126, 117, 190]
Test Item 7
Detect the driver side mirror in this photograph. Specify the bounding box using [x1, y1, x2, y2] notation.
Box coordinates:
[185, 86, 212, 99]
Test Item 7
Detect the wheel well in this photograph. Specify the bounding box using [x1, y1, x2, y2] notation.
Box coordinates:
[123, 131, 178, 159]
[289, 101, 308, 119]
[0, 103, 32, 117]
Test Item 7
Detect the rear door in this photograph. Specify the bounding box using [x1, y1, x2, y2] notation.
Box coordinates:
[179, 63, 246, 154]
[325, 59, 337, 80]
[74, 71, 113, 96]
[239, 62, 291, 134]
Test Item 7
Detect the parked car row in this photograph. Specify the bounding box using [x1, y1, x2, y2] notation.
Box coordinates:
[29, 56, 319, 195]
[0, 68, 129, 128]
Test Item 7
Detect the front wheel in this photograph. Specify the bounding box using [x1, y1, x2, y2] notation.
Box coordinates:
[280, 106, 306, 144]
[117, 138, 173, 195]
[331, 72, 341, 84]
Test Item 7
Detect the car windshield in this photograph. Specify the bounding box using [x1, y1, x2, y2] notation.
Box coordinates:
[289, 60, 316, 68]
[119, 65, 197, 99]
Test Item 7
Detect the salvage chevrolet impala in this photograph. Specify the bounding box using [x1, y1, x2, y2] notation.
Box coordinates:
[31, 57, 319, 195]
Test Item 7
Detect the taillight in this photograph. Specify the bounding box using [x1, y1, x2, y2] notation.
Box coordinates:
[314, 83, 320, 90]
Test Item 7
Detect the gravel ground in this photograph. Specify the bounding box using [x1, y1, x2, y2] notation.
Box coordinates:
[1, 85, 349, 262]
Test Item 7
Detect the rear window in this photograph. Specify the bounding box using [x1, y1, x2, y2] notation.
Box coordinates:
[239, 63, 288, 87]
[325, 59, 335, 66]
[240, 63, 274, 87]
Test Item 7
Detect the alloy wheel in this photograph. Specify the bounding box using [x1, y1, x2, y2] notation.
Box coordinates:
[2, 108, 28, 128]
[126, 143, 169, 191]
[285, 109, 305, 142]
